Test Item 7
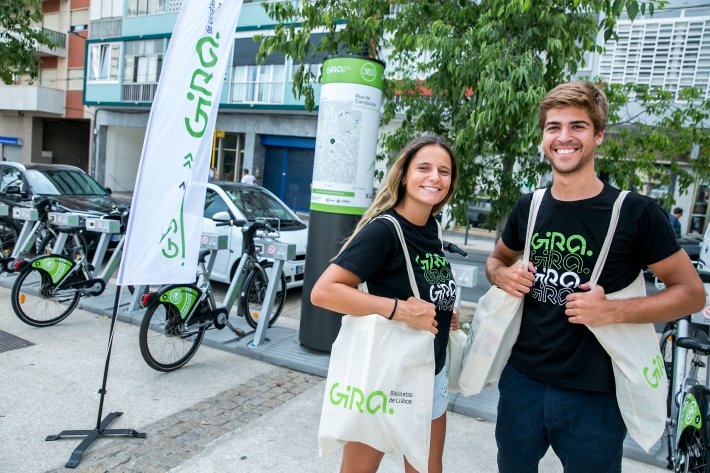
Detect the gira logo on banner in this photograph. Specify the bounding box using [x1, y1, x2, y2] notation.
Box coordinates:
[158, 32, 221, 264]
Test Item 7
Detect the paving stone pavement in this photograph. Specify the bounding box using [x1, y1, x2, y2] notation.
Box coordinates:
[43, 367, 320, 473]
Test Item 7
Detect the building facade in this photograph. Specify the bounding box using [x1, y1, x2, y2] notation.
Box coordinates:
[83, 0, 325, 212]
[0, 0, 92, 169]
[586, 0, 710, 236]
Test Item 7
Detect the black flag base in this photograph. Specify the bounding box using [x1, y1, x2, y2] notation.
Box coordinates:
[45, 412, 146, 468]
[45, 286, 145, 469]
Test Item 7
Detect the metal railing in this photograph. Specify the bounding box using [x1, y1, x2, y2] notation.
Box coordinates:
[88, 18, 122, 40]
[41, 27, 66, 48]
[122, 82, 158, 102]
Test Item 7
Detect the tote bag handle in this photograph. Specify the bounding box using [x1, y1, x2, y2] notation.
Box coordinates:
[587, 191, 629, 288]
[522, 189, 547, 269]
[361, 214, 420, 299]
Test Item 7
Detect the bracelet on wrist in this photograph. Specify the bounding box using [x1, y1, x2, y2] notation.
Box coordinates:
[388, 297, 398, 320]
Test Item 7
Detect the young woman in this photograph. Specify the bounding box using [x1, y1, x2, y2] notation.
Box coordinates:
[311, 135, 460, 473]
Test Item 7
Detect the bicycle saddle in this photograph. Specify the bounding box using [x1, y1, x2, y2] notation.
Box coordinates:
[676, 336, 710, 355]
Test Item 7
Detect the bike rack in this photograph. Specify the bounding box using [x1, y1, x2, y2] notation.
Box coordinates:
[84, 217, 139, 311]
[249, 239, 296, 348]
[47, 212, 84, 254]
[10, 205, 40, 259]
[200, 233, 229, 276]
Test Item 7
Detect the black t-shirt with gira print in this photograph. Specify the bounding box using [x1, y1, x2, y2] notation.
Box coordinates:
[501, 184, 679, 392]
[333, 209, 456, 375]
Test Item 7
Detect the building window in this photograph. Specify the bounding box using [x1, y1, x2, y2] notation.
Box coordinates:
[598, 17, 710, 101]
[123, 39, 163, 84]
[231, 64, 285, 104]
[229, 33, 328, 105]
[122, 39, 163, 102]
[127, 0, 166, 16]
[690, 181, 709, 235]
[88, 43, 120, 82]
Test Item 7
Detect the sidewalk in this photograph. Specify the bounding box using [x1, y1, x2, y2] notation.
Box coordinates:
[0, 284, 666, 472]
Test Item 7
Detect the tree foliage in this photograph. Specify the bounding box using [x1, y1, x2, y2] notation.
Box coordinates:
[257, 0, 708, 232]
[601, 83, 710, 210]
[0, 0, 56, 84]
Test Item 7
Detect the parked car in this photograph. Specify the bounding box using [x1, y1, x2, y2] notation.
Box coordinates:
[0, 162, 130, 215]
[0, 162, 131, 248]
[467, 198, 492, 228]
[202, 182, 308, 289]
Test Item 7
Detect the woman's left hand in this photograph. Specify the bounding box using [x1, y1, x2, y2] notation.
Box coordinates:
[450, 307, 460, 331]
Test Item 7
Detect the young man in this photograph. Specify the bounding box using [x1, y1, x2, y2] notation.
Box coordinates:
[486, 81, 705, 472]
[241, 168, 256, 185]
[669, 207, 683, 238]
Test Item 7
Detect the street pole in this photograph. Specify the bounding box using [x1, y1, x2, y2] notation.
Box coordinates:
[299, 56, 385, 351]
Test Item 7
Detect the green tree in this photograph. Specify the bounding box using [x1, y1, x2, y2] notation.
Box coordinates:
[259, 0, 705, 233]
[601, 83, 710, 211]
[0, 0, 56, 84]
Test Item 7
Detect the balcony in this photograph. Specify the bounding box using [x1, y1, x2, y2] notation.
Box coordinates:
[122, 82, 158, 103]
[0, 85, 64, 115]
[89, 18, 123, 40]
[35, 27, 66, 57]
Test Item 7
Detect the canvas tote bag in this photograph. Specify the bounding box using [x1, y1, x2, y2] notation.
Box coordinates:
[457, 188, 546, 396]
[318, 214, 435, 473]
[586, 191, 667, 452]
[446, 328, 468, 392]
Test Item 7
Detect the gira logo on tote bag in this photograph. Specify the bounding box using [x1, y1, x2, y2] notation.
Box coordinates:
[329, 383, 409, 415]
[643, 354, 666, 389]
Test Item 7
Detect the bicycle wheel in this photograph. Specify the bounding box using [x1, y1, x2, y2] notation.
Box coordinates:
[0, 217, 18, 259]
[37, 231, 87, 261]
[241, 261, 286, 329]
[675, 386, 710, 473]
[139, 301, 206, 372]
[11, 266, 80, 327]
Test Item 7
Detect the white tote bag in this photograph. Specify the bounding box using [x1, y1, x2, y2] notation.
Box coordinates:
[586, 191, 667, 452]
[318, 214, 435, 473]
[458, 189, 546, 396]
[445, 329, 468, 392]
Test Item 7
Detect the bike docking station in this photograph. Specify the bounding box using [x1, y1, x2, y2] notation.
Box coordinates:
[0, 202, 10, 269]
[248, 238, 295, 348]
[45, 213, 145, 469]
[450, 262, 478, 307]
[9, 204, 40, 264]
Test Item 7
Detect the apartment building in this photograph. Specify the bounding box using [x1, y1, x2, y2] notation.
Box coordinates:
[0, 0, 91, 169]
[83, 0, 325, 212]
[586, 0, 710, 236]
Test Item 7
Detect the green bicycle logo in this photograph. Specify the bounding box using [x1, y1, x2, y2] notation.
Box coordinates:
[360, 63, 377, 82]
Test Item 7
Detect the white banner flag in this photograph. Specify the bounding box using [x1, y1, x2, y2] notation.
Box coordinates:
[117, 0, 243, 285]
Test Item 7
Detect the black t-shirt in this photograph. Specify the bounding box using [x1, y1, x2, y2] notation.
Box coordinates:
[501, 183, 680, 392]
[333, 209, 456, 375]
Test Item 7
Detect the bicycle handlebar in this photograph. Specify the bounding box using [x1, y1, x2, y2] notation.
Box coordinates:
[443, 241, 467, 257]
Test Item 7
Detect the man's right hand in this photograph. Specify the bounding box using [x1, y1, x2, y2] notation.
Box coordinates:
[491, 261, 536, 299]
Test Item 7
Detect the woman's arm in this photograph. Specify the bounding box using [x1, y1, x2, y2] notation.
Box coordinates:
[310, 263, 438, 334]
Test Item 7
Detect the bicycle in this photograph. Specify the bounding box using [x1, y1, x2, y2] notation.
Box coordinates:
[10, 210, 128, 327]
[659, 268, 710, 472]
[138, 216, 291, 372]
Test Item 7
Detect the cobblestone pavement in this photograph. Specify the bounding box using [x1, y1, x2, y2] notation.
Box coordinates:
[44, 368, 321, 473]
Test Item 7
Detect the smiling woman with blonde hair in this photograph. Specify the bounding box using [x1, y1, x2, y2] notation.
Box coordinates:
[312, 134, 460, 472]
